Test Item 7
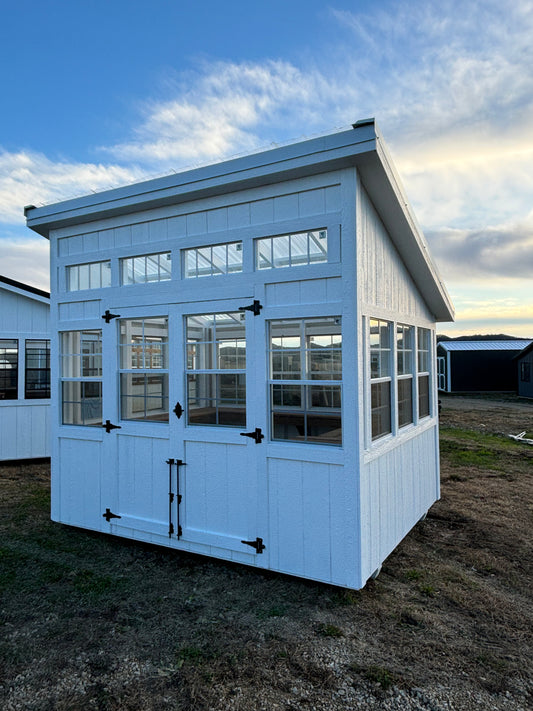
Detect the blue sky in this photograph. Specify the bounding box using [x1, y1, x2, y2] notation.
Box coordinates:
[1, 0, 532, 336]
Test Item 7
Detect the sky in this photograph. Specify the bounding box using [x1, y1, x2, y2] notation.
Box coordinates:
[1, 0, 532, 337]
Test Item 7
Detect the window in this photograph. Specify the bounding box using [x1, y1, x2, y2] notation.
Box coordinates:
[184, 242, 243, 278]
[60, 331, 102, 426]
[520, 362, 531, 383]
[186, 312, 246, 426]
[0, 340, 18, 400]
[417, 328, 431, 419]
[67, 261, 111, 291]
[121, 252, 171, 285]
[25, 340, 50, 399]
[119, 318, 169, 422]
[397, 325, 414, 428]
[269, 317, 342, 445]
[256, 229, 328, 270]
[370, 319, 392, 440]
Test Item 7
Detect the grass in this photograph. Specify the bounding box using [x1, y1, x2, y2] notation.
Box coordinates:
[1, 409, 532, 710]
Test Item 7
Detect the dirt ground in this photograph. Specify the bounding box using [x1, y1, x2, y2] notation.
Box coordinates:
[0, 395, 532, 710]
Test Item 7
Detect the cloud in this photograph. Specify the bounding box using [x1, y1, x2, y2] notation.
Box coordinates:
[104, 60, 341, 168]
[426, 214, 533, 281]
[0, 149, 144, 226]
[0, 237, 50, 292]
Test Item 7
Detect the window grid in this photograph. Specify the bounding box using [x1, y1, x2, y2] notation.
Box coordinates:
[397, 324, 414, 429]
[186, 312, 246, 427]
[370, 319, 392, 440]
[184, 242, 243, 279]
[0, 339, 18, 400]
[417, 328, 431, 419]
[121, 252, 172, 285]
[257, 229, 328, 270]
[25, 340, 51, 399]
[119, 318, 169, 422]
[67, 261, 111, 291]
[269, 317, 342, 445]
[60, 330, 102, 426]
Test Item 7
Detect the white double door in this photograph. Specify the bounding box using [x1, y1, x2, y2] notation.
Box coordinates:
[102, 295, 268, 561]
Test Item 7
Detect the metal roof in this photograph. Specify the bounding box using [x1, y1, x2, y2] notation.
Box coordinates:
[438, 340, 532, 352]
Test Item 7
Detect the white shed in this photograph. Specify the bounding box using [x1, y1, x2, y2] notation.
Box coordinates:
[25, 120, 454, 589]
[0, 275, 51, 460]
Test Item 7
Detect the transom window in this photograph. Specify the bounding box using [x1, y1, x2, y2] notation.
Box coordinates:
[184, 242, 243, 278]
[121, 252, 171, 285]
[60, 330, 102, 426]
[0, 339, 18, 400]
[119, 318, 169, 422]
[256, 229, 328, 270]
[269, 317, 342, 445]
[186, 312, 246, 427]
[67, 261, 111, 291]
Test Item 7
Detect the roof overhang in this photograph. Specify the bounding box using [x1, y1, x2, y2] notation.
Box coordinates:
[25, 120, 454, 322]
[0, 274, 50, 304]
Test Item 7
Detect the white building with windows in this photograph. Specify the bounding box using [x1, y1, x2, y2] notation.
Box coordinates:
[25, 120, 454, 589]
[0, 275, 51, 460]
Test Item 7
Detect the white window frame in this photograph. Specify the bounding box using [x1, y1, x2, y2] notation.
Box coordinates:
[67, 261, 111, 292]
[120, 252, 172, 285]
[183, 241, 243, 279]
[256, 229, 328, 271]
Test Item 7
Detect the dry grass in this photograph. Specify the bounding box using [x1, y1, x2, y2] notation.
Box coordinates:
[0, 395, 532, 710]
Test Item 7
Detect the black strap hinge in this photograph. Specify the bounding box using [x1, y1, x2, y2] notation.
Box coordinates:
[103, 508, 121, 522]
[239, 300, 262, 316]
[241, 537, 265, 554]
[103, 420, 121, 433]
[102, 309, 120, 323]
[240, 427, 264, 444]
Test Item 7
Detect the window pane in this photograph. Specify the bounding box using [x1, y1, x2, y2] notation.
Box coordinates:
[101, 261, 112, 288]
[120, 373, 168, 422]
[418, 374, 430, 418]
[371, 381, 391, 440]
[78, 264, 90, 290]
[0, 339, 18, 400]
[145, 255, 160, 281]
[62, 381, 102, 426]
[89, 262, 100, 288]
[159, 253, 172, 280]
[61, 331, 102, 377]
[211, 244, 227, 275]
[272, 234, 290, 268]
[120, 318, 168, 369]
[227, 242, 243, 273]
[308, 230, 328, 264]
[398, 377, 413, 428]
[68, 266, 79, 291]
[185, 249, 197, 278]
[257, 238, 272, 270]
[197, 247, 212, 277]
[290, 232, 308, 266]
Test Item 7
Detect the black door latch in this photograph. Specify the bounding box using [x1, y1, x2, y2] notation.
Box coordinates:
[238, 300, 262, 316]
[103, 420, 121, 433]
[102, 508, 121, 522]
[241, 537, 265, 554]
[102, 310, 120, 323]
[240, 427, 264, 444]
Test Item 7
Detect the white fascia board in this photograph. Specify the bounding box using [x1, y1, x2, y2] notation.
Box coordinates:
[25, 125, 377, 238]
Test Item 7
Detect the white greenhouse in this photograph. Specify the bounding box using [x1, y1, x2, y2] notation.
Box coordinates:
[25, 120, 454, 589]
[0, 275, 50, 461]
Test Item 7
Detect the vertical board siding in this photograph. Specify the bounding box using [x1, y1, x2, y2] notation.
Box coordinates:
[56, 437, 102, 528]
[55, 184, 342, 257]
[115, 435, 168, 526]
[360, 427, 438, 581]
[267, 457, 345, 585]
[182, 440, 252, 544]
[0, 403, 50, 460]
[358, 185, 432, 320]
[0, 290, 50, 333]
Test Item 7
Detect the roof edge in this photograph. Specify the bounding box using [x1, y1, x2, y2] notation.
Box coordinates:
[0, 274, 50, 301]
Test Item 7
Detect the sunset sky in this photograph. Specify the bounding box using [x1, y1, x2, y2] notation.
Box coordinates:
[1, 0, 532, 336]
